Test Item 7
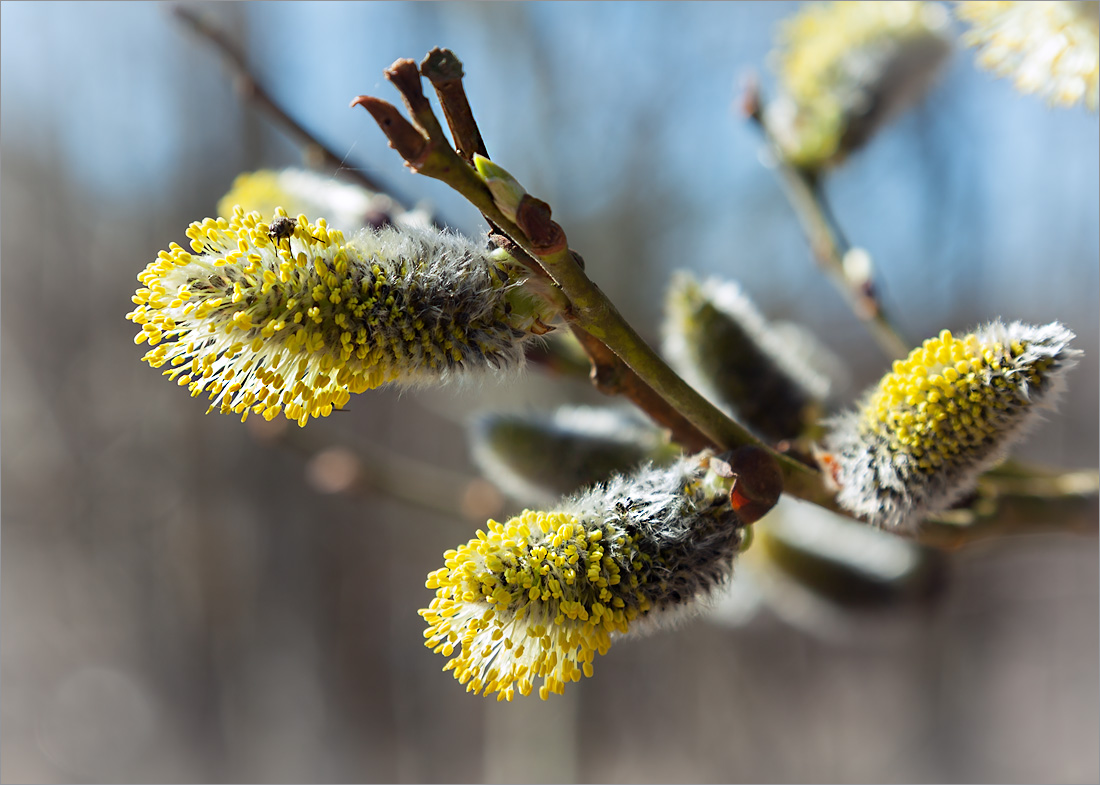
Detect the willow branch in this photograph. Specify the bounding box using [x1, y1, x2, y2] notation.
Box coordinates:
[742, 79, 910, 361]
[980, 467, 1100, 498]
[565, 326, 714, 454]
[352, 65, 840, 513]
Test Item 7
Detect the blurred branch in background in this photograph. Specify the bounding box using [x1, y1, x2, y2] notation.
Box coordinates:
[742, 76, 911, 360]
[172, 5, 412, 208]
[243, 418, 505, 524]
[920, 467, 1100, 549]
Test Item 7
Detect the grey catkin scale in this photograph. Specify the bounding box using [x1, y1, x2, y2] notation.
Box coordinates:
[561, 457, 746, 620]
[342, 227, 533, 381]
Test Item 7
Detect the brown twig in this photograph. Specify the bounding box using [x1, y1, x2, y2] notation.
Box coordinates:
[420, 48, 488, 162]
[351, 95, 431, 168]
[548, 288, 721, 456]
[411, 50, 551, 285]
[566, 326, 714, 453]
[171, 5, 410, 206]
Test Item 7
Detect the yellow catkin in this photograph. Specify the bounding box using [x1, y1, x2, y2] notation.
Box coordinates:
[420, 457, 746, 700]
[821, 321, 1077, 530]
[127, 207, 543, 425]
[768, 1, 951, 167]
[956, 1, 1100, 110]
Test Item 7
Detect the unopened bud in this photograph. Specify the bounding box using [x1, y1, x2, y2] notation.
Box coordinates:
[473, 154, 528, 222]
[470, 406, 675, 504]
[662, 272, 837, 441]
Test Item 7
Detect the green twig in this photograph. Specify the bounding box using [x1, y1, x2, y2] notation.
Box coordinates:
[918, 475, 1099, 549]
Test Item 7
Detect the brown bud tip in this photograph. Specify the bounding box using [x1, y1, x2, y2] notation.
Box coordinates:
[515, 195, 567, 254]
[421, 48, 464, 83]
[385, 58, 433, 114]
[385, 58, 424, 94]
[739, 71, 763, 124]
[350, 96, 429, 168]
[726, 446, 783, 524]
[815, 449, 842, 490]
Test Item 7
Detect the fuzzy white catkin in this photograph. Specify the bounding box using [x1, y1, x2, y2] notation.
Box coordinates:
[767, 1, 953, 167]
[127, 209, 554, 426]
[420, 454, 745, 700]
[820, 321, 1079, 531]
[956, 0, 1100, 110]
